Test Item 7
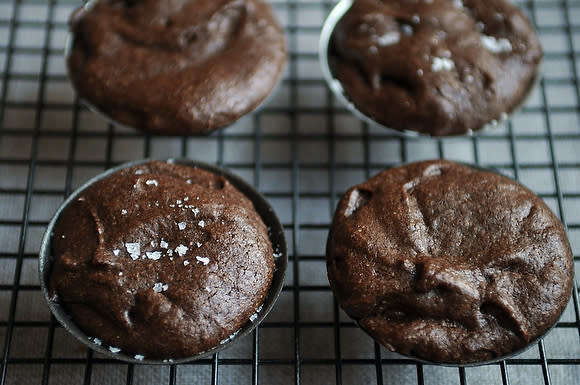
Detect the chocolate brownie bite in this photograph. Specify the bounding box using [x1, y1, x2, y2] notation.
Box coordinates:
[44, 160, 283, 361]
[67, 0, 287, 135]
[324, 0, 542, 136]
[326, 160, 573, 364]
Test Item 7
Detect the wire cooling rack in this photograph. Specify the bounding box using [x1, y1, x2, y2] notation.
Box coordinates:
[0, 0, 579, 384]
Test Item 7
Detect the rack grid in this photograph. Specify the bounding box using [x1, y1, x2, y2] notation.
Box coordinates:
[0, 0, 579, 384]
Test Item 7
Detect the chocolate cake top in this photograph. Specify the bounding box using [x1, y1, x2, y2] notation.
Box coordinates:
[328, 0, 542, 136]
[49, 160, 275, 359]
[67, 0, 287, 135]
[327, 160, 573, 363]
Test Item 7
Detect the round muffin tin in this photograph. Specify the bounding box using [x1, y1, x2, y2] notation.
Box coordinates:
[318, 0, 540, 137]
[64, 0, 287, 136]
[39, 158, 287, 364]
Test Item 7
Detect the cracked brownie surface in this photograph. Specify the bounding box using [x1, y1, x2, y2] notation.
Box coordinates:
[329, 0, 542, 136]
[67, 0, 287, 135]
[326, 160, 573, 363]
[49, 161, 275, 359]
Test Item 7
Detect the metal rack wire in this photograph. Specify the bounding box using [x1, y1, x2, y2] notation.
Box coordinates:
[0, 0, 578, 384]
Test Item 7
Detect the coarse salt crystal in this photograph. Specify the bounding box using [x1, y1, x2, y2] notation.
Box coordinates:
[146, 251, 162, 260]
[134, 354, 145, 360]
[175, 244, 189, 257]
[93, 338, 102, 345]
[192, 208, 200, 216]
[250, 313, 259, 322]
[153, 282, 169, 292]
[196, 242, 202, 248]
[431, 57, 455, 72]
[109, 346, 121, 353]
[481, 35, 512, 53]
[135, 170, 145, 175]
[183, 260, 190, 266]
[401, 24, 413, 36]
[178, 222, 187, 230]
[160, 240, 169, 249]
[196, 256, 210, 265]
[125, 243, 140, 260]
[377, 31, 400, 46]
[113, 249, 120, 256]
[121, 209, 128, 215]
[146, 179, 159, 186]
[198, 220, 205, 228]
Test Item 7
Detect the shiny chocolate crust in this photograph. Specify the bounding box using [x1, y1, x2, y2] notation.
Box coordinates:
[328, 0, 542, 136]
[49, 161, 275, 359]
[326, 160, 573, 364]
[67, 0, 287, 135]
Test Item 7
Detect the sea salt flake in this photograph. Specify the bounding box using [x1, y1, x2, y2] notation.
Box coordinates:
[183, 260, 190, 266]
[401, 24, 413, 36]
[135, 169, 145, 175]
[146, 179, 159, 186]
[184, 197, 189, 201]
[197, 242, 202, 248]
[167, 249, 174, 256]
[125, 242, 140, 260]
[192, 208, 200, 216]
[113, 249, 120, 256]
[93, 338, 102, 345]
[134, 354, 145, 360]
[178, 222, 187, 230]
[160, 240, 169, 249]
[176, 200, 182, 205]
[431, 56, 455, 72]
[198, 220, 205, 228]
[481, 35, 512, 53]
[250, 313, 259, 322]
[175, 244, 189, 257]
[196, 256, 210, 265]
[121, 209, 128, 215]
[153, 282, 168, 292]
[119, 272, 123, 276]
[109, 346, 121, 353]
[146, 251, 162, 260]
[377, 31, 400, 46]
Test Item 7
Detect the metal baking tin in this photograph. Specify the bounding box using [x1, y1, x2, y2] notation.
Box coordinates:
[318, 0, 540, 137]
[330, 161, 573, 367]
[63, 0, 287, 136]
[39, 158, 288, 364]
